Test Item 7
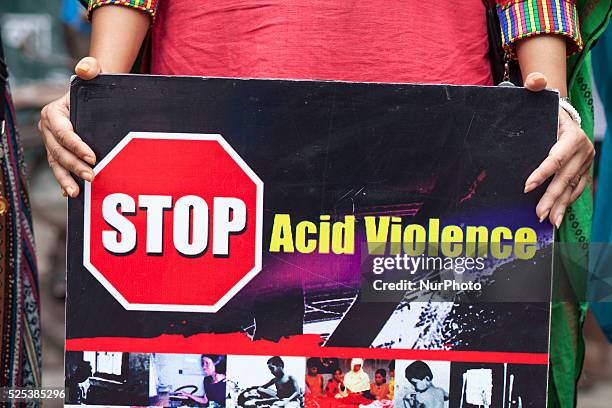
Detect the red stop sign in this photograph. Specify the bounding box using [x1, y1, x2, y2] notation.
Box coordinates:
[83, 132, 263, 313]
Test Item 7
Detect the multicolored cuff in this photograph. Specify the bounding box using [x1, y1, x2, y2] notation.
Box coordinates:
[497, 0, 583, 58]
[87, 0, 158, 22]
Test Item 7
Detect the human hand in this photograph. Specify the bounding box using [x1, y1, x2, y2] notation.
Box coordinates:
[523, 72, 594, 228]
[38, 57, 101, 198]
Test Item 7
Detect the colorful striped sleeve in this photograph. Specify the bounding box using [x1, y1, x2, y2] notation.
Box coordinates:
[496, 0, 583, 57]
[87, 0, 159, 22]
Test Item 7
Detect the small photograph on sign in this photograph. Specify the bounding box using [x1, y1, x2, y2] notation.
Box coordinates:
[65, 351, 149, 405]
[394, 360, 450, 408]
[226, 355, 305, 408]
[304, 357, 395, 407]
[149, 353, 228, 407]
[447, 362, 547, 408]
[448, 363, 499, 408]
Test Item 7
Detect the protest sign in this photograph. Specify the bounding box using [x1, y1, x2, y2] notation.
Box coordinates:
[66, 75, 557, 407]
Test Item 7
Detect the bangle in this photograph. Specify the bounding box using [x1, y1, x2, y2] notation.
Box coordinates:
[559, 97, 582, 126]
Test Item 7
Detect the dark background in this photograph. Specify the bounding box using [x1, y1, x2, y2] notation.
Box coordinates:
[68, 76, 557, 354]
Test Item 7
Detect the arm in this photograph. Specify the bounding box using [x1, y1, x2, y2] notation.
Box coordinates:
[261, 379, 276, 389]
[38, 5, 150, 197]
[324, 381, 333, 397]
[495, 0, 593, 227]
[257, 378, 277, 395]
[90, 6, 150, 72]
[517, 35, 568, 95]
[181, 392, 209, 405]
[403, 389, 416, 408]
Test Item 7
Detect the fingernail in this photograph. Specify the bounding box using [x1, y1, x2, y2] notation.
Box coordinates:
[61, 189, 68, 198]
[76, 61, 90, 73]
[524, 183, 536, 193]
[66, 187, 75, 197]
[527, 71, 545, 81]
[84, 155, 96, 165]
[538, 208, 551, 223]
[555, 212, 564, 229]
[81, 171, 93, 182]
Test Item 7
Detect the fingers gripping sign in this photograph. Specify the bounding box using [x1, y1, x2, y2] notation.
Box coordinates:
[38, 57, 101, 197]
[522, 72, 594, 228]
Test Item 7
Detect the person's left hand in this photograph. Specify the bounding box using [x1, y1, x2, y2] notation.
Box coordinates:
[523, 72, 595, 228]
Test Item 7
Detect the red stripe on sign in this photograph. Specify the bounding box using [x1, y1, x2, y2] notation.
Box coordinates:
[65, 332, 548, 365]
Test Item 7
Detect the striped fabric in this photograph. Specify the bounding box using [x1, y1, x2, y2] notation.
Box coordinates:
[0, 87, 41, 390]
[88, 0, 159, 21]
[497, 0, 583, 56]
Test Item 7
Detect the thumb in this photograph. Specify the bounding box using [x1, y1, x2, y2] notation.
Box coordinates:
[524, 72, 548, 92]
[75, 57, 102, 80]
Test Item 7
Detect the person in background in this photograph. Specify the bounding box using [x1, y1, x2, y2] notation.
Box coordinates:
[66, 360, 93, 404]
[257, 356, 302, 406]
[179, 355, 227, 407]
[37, 1, 611, 406]
[325, 368, 348, 398]
[344, 358, 371, 395]
[0, 29, 41, 391]
[402, 361, 447, 408]
[305, 358, 324, 397]
[388, 362, 395, 400]
[370, 369, 390, 400]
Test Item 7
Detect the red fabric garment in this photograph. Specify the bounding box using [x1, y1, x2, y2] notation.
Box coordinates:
[150, 1, 493, 85]
[325, 379, 344, 398]
[306, 374, 325, 397]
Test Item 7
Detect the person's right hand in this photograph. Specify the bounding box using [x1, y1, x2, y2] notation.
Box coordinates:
[38, 57, 101, 198]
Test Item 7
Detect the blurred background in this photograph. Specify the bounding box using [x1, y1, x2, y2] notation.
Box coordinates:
[0, 1, 610, 407]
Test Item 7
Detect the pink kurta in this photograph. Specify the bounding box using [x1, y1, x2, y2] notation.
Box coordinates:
[151, 1, 493, 85]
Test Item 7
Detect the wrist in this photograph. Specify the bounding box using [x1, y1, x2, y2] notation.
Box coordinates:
[516, 35, 567, 95]
[559, 97, 582, 126]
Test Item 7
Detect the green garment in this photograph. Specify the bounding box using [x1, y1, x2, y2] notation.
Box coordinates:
[551, 2, 611, 407]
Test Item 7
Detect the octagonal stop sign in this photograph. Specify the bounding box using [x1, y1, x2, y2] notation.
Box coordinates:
[84, 132, 263, 313]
